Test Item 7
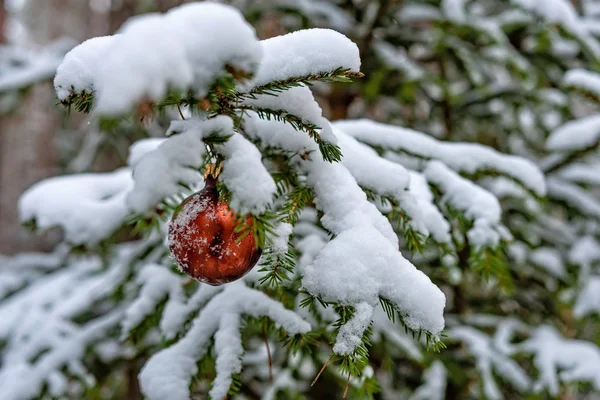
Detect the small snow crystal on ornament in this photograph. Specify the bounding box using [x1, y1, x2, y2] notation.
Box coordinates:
[168, 174, 261, 285]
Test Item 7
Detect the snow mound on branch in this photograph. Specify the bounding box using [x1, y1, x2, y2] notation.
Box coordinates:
[302, 158, 445, 353]
[408, 172, 452, 244]
[335, 119, 546, 196]
[216, 133, 277, 215]
[425, 161, 506, 248]
[139, 281, 310, 400]
[410, 361, 447, 400]
[54, 2, 261, 115]
[449, 326, 530, 399]
[574, 276, 600, 318]
[547, 178, 600, 218]
[249, 28, 360, 89]
[19, 169, 132, 245]
[54, 35, 115, 100]
[520, 326, 600, 394]
[121, 264, 185, 337]
[563, 68, 600, 98]
[303, 225, 445, 354]
[547, 114, 600, 152]
[335, 130, 436, 237]
[242, 85, 337, 144]
[127, 117, 229, 214]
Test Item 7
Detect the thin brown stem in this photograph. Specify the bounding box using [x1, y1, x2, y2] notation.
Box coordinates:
[343, 372, 351, 398]
[262, 325, 273, 383]
[177, 104, 186, 120]
[311, 354, 335, 387]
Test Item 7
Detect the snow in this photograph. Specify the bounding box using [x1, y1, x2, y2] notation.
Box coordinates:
[425, 161, 504, 248]
[511, 0, 600, 59]
[335, 129, 433, 237]
[127, 117, 232, 214]
[529, 248, 566, 278]
[442, 0, 467, 22]
[546, 178, 600, 218]
[0, 243, 152, 400]
[333, 302, 374, 354]
[139, 281, 310, 400]
[407, 172, 452, 244]
[54, 36, 115, 100]
[563, 68, 600, 98]
[242, 85, 337, 144]
[410, 361, 447, 400]
[54, 3, 261, 115]
[0, 40, 73, 92]
[547, 114, 600, 152]
[19, 169, 133, 245]
[449, 326, 530, 399]
[557, 162, 600, 185]
[302, 225, 446, 350]
[271, 223, 293, 255]
[248, 28, 360, 89]
[121, 264, 185, 338]
[216, 132, 277, 214]
[336, 119, 546, 196]
[574, 276, 600, 318]
[569, 236, 600, 267]
[373, 41, 424, 80]
[520, 326, 600, 394]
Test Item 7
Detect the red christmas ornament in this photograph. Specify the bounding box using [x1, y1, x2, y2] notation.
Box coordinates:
[168, 175, 261, 285]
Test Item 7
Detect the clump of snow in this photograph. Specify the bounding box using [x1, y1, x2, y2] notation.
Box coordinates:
[424, 161, 505, 248]
[408, 172, 452, 244]
[569, 236, 600, 267]
[547, 115, 600, 152]
[127, 117, 232, 214]
[54, 3, 261, 115]
[335, 119, 546, 196]
[247, 28, 360, 89]
[557, 162, 600, 185]
[410, 361, 447, 400]
[271, 223, 293, 255]
[121, 264, 185, 337]
[53, 36, 115, 100]
[547, 178, 600, 218]
[19, 169, 132, 245]
[302, 225, 446, 350]
[574, 276, 600, 318]
[243, 112, 316, 154]
[216, 132, 276, 214]
[139, 281, 310, 400]
[449, 326, 530, 399]
[529, 247, 566, 278]
[242, 85, 337, 144]
[563, 68, 600, 98]
[520, 325, 600, 394]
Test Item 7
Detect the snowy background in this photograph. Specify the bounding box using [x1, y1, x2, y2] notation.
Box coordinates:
[1, 0, 600, 399]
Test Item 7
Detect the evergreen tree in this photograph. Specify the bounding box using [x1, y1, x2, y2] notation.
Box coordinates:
[1, 1, 600, 400]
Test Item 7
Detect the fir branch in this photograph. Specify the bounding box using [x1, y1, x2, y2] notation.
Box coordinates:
[278, 185, 314, 225]
[258, 247, 296, 288]
[238, 106, 342, 162]
[239, 67, 364, 99]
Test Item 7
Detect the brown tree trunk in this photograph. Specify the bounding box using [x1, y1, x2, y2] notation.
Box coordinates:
[0, 0, 5, 44]
[0, 0, 96, 254]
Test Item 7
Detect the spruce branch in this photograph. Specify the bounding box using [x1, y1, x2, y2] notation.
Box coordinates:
[238, 105, 343, 162]
[239, 67, 364, 99]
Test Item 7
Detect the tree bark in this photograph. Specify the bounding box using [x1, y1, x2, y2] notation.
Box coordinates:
[0, 0, 5, 44]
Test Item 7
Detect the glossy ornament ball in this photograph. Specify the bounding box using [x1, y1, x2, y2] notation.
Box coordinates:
[168, 176, 261, 285]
